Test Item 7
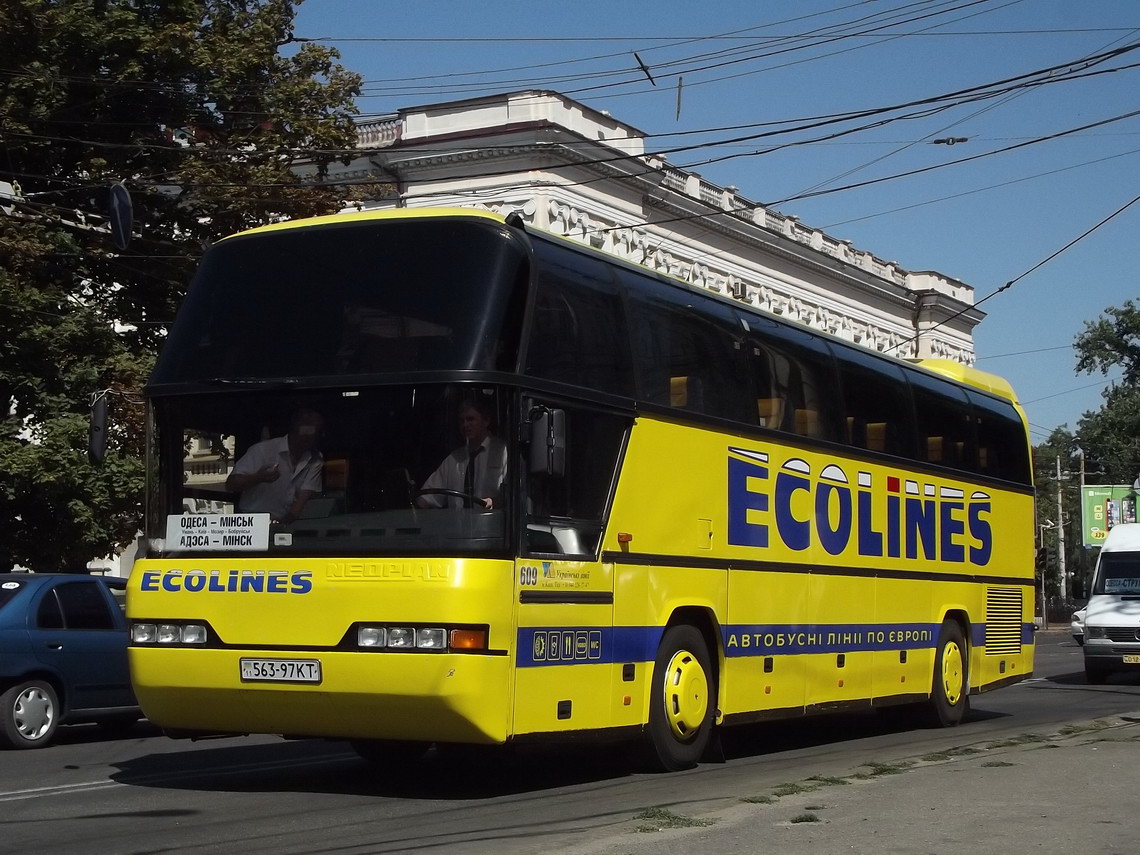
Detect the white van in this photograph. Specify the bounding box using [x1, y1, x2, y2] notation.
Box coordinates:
[1083, 522, 1140, 684]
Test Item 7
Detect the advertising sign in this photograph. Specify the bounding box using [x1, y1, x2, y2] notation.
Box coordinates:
[1081, 485, 1137, 547]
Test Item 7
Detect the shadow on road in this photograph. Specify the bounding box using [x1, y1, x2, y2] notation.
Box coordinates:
[107, 703, 1004, 801]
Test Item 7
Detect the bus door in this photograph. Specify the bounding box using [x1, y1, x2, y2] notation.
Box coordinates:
[511, 401, 628, 737]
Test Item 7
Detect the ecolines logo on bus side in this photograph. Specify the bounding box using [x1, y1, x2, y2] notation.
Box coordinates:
[727, 447, 993, 566]
[139, 569, 313, 594]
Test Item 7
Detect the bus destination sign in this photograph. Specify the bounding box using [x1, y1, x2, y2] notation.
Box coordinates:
[165, 514, 271, 551]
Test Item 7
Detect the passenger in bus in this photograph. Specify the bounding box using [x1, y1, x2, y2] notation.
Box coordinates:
[416, 398, 506, 510]
[225, 408, 325, 524]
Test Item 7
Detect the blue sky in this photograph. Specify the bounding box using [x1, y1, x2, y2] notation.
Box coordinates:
[292, 0, 1139, 445]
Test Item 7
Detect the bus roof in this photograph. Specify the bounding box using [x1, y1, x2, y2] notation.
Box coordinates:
[221, 207, 505, 241]
[912, 358, 1020, 403]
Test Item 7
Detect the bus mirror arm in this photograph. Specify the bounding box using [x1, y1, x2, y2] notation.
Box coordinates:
[527, 406, 566, 477]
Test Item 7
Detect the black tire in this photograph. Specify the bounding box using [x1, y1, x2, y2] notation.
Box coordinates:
[1074, 637, 1084, 647]
[1085, 663, 1109, 685]
[925, 619, 969, 727]
[0, 680, 60, 749]
[350, 739, 431, 765]
[643, 624, 715, 772]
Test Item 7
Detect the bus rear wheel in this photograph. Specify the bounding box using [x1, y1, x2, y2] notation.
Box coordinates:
[926, 619, 969, 727]
[643, 624, 715, 772]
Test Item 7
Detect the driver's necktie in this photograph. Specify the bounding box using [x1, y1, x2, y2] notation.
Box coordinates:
[463, 445, 484, 508]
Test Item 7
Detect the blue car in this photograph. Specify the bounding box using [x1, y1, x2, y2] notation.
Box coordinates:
[0, 573, 139, 749]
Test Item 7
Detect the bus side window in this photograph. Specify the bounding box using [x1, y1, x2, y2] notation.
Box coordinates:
[524, 405, 629, 558]
[621, 270, 752, 422]
[968, 390, 1031, 484]
[909, 371, 974, 471]
[833, 344, 916, 458]
[740, 313, 840, 440]
[525, 240, 635, 397]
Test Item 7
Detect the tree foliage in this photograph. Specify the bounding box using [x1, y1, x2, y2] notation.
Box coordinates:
[0, 0, 362, 570]
[1074, 300, 1140, 484]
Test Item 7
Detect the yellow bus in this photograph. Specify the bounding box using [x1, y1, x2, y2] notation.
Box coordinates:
[127, 207, 1035, 771]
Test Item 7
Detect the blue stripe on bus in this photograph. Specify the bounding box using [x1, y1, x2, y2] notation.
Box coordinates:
[515, 622, 1035, 667]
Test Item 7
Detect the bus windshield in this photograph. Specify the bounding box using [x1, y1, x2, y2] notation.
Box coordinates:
[148, 384, 512, 558]
[150, 216, 528, 384]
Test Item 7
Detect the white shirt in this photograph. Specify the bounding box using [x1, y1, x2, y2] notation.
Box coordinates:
[230, 436, 323, 520]
[420, 436, 507, 509]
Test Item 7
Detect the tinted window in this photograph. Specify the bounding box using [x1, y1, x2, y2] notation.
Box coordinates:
[969, 391, 1031, 484]
[524, 239, 635, 396]
[525, 405, 629, 558]
[36, 590, 65, 630]
[909, 370, 975, 470]
[55, 581, 115, 630]
[835, 345, 916, 457]
[152, 218, 528, 382]
[622, 272, 753, 421]
[739, 312, 841, 441]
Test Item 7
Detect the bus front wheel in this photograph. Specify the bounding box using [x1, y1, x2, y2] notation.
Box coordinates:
[644, 624, 715, 772]
[926, 619, 969, 727]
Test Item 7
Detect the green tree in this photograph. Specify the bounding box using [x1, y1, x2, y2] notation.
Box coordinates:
[0, 0, 363, 571]
[1074, 300, 1140, 484]
[1032, 427, 1092, 608]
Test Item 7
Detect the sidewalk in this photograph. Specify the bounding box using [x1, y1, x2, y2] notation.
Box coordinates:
[572, 711, 1140, 855]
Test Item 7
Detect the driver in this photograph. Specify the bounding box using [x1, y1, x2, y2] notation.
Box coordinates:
[416, 397, 506, 510]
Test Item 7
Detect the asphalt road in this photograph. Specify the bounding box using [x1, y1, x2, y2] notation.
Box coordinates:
[4, 630, 1135, 855]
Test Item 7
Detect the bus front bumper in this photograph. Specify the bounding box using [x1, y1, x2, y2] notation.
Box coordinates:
[130, 648, 512, 744]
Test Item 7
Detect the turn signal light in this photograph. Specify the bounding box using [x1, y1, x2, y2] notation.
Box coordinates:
[450, 629, 487, 650]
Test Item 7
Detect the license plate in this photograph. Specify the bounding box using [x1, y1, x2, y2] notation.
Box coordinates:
[240, 658, 322, 683]
[1122, 655, 1140, 664]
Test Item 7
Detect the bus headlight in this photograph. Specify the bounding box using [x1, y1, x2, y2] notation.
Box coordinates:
[357, 626, 387, 647]
[416, 628, 446, 649]
[181, 624, 208, 644]
[387, 627, 415, 648]
[130, 621, 209, 645]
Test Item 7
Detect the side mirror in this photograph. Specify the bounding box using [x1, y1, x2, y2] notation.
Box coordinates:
[88, 393, 108, 465]
[528, 407, 565, 477]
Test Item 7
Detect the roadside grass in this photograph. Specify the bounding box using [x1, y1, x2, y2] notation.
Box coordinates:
[920, 746, 983, 762]
[852, 760, 914, 779]
[726, 718, 1137, 830]
[634, 807, 714, 833]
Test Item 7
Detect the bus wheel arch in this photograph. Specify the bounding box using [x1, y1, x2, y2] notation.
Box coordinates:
[926, 613, 970, 727]
[643, 609, 720, 772]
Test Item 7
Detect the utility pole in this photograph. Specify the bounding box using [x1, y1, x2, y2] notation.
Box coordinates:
[1057, 455, 1068, 601]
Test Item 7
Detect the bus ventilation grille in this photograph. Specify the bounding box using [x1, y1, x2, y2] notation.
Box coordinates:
[985, 587, 1023, 656]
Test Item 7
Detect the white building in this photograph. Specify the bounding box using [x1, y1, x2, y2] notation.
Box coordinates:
[306, 89, 980, 364]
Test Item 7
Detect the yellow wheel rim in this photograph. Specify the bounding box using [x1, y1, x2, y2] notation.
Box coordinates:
[940, 640, 964, 706]
[662, 648, 709, 741]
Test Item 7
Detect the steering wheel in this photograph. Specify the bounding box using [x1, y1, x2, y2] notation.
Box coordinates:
[416, 488, 487, 507]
